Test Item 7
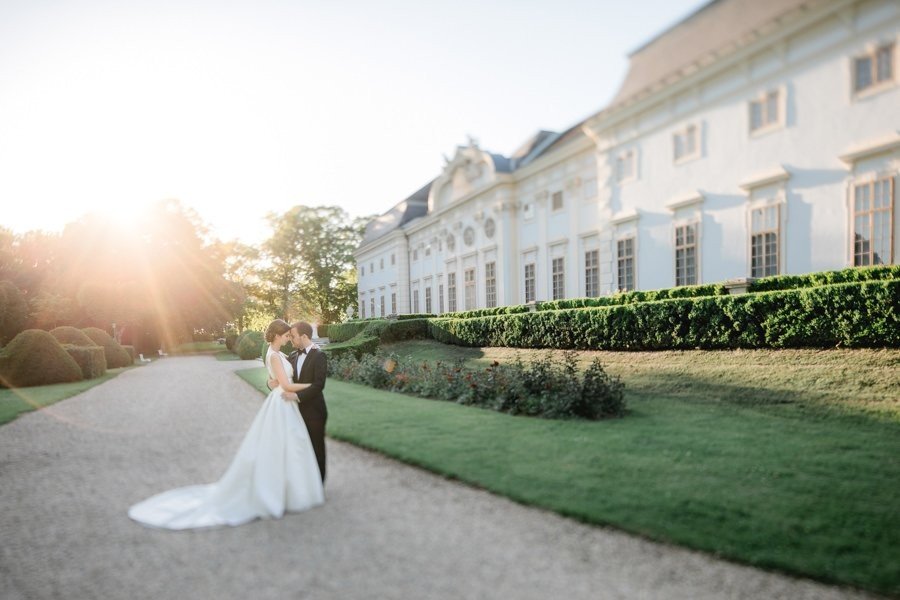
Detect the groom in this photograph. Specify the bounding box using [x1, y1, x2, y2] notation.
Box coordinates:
[268, 321, 328, 483]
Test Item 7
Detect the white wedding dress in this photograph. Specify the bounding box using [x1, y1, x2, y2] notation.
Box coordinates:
[128, 348, 325, 529]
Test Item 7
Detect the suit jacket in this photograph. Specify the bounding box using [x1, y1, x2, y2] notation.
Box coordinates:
[290, 348, 327, 423]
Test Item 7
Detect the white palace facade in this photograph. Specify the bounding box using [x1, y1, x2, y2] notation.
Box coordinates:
[355, 0, 900, 319]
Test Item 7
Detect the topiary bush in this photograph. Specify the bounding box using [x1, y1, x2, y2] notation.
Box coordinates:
[236, 330, 265, 360]
[0, 329, 83, 388]
[121, 345, 135, 362]
[50, 326, 97, 347]
[0, 280, 29, 345]
[62, 344, 107, 379]
[225, 329, 239, 351]
[81, 327, 133, 368]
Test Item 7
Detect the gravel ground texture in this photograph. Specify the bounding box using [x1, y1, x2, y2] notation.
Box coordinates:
[0, 356, 885, 600]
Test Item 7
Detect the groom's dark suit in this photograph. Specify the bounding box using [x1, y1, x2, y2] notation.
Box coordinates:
[290, 346, 328, 483]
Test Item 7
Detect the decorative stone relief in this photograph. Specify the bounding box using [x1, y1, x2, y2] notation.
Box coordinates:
[484, 218, 496, 239]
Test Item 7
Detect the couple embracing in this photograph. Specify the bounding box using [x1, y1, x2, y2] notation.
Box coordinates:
[129, 319, 328, 530]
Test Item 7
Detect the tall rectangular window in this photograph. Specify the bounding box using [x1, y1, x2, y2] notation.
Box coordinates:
[675, 224, 698, 286]
[749, 90, 780, 132]
[750, 205, 780, 277]
[464, 267, 476, 310]
[360, 297, 365, 319]
[484, 262, 497, 308]
[425, 286, 432, 313]
[585, 249, 600, 297]
[853, 177, 894, 266]
[391, 292, 397, 315]
[616, 239, 635, 292]
[524, 263, 536, 303]
[370, 297, 376, 317]
[438, 284, 444, 313]
[854, 43, 894, 93]
[447, 273, 457, 312]
[412, 289, 419, 313]
[380, 295, 385, 316]
[552, 257, 565, 300]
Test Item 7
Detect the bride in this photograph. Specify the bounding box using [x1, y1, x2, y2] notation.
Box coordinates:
[128, 319, 325, 529]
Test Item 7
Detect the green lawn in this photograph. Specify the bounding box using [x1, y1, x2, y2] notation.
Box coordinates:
[236, 345, 900, 596]
[173, 341, 227, 354]
[0, 367, 133, 425]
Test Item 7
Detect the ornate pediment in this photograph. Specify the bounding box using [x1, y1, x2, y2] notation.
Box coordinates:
[428, 137, 504, 212]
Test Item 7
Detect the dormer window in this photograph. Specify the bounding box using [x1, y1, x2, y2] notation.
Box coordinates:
[523, 202, 535, 220]
[551, 191, 564, 211]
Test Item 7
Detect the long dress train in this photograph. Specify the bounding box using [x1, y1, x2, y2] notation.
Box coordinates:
[128, 348, 324, 529]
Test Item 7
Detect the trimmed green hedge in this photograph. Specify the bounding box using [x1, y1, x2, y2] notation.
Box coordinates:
[0, 330, 83, 387]
[63, 344, 107, 379]
[326, 321, 370, 343]
[323, 319, 431, 359]
[323, 336, 380, 360]
[428, 280, 899, 350]
[50, 326, 97, 347]
[749, 264, 900, 293]
[81, 327, 133, 368]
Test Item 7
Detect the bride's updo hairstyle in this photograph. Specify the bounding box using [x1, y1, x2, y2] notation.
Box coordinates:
[265, 319, 291, 343]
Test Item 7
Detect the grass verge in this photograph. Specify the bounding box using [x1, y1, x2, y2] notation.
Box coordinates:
[235, 348, 900, 596]
[0, 367, 133, 426]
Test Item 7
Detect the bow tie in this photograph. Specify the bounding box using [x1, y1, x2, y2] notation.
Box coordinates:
[299, 348, 308, 355]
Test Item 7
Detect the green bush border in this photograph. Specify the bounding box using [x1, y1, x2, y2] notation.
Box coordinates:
[428, 280, 899, 350]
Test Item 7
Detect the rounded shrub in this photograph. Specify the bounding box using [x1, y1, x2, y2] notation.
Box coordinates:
[0, 329, 83, 388]
[81, 327, 133, 368]
[50, 326, 98, 347]
[62, 344, 107, 379]
[236, 330, 265, 360]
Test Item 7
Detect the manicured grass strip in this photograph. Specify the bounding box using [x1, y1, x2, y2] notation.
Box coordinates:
[0, 367, 133, 426]
[234, 366, 900, 596]
[215, 350, 241, 361]
[173, 341, 227, 353]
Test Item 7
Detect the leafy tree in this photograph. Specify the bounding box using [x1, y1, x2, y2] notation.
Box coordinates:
[260, 205, 366, 324]
[29, 291, 75, 330]
[0, 280, 29, 345]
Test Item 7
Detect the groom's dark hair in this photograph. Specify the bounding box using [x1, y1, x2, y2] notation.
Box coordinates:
[291, 321, 313, 339]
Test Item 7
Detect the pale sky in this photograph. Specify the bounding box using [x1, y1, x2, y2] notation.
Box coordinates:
[0, 0, 701, 244]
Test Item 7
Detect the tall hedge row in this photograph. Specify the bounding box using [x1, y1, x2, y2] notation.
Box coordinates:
[428, 280, 899, 350]
[748, 264, 900, 293]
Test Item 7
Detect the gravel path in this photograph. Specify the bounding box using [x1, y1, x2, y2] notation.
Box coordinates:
[0, 356, 883, 600]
